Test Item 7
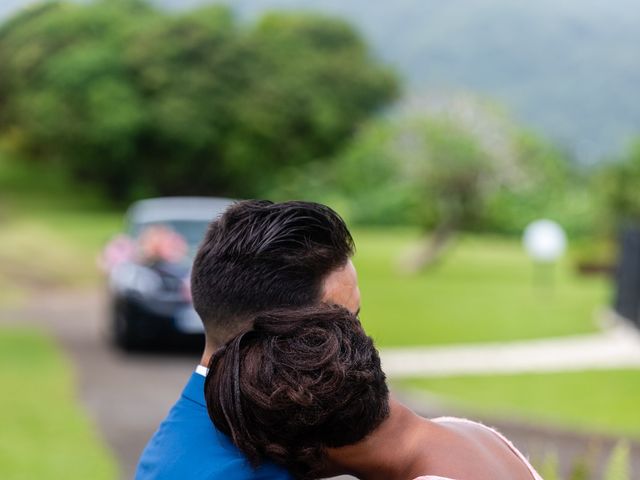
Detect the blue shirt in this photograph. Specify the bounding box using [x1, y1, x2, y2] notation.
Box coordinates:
[135, 372, 292, 480]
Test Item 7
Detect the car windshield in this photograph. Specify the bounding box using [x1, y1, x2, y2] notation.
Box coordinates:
[131, 220, 208, 257]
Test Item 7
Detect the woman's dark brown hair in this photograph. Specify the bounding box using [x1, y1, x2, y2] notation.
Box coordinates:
[204, 305, 390, 479]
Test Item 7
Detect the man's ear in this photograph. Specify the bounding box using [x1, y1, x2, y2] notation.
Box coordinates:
[321, 260, 360, 314]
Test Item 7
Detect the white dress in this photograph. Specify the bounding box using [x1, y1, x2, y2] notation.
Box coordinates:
[413, 417, 543, 480]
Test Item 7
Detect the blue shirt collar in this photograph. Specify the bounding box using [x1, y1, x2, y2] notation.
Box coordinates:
[182, 371, 206, 407]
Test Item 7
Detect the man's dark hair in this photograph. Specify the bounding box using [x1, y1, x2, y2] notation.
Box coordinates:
[204, 305, 390, 480]
[191, 200, 354, 343]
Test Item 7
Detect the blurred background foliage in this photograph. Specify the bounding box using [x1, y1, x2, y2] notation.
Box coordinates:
[597, 142, 640, 228]
[0, 0, 398, 201]
[0, 0, 639, 244]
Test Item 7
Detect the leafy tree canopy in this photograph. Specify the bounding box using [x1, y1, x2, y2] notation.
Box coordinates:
[321, 94, 576, 233]
[0, 0, 398, 201]
[319, 106, 579, 268]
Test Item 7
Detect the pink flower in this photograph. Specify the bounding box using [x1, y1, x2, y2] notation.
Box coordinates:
[138, 225, 188, 264]
[99, 234, 136, 272]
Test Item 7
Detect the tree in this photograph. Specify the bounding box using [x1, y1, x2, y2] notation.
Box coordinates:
[0, 1, 398, 201]
[325, 95, 574, 270]
[0, 1, 158, 199]
[334, 117, 503, 270]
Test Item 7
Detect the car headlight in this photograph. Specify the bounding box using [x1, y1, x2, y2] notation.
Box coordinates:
[110, 263, 162, 296]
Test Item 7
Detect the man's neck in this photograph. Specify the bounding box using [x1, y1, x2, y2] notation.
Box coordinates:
[325, 399, 434, 480]
[199, 343, 218, 368]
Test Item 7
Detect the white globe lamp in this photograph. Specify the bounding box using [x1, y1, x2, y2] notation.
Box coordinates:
[523, 219, 567, 263]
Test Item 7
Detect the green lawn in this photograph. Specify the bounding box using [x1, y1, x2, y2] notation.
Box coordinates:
[353, 229, 610, 346]
[0, 327, 117, 479]
[403, 370, 640, 438]
[0, 152, 121, 293]
[354, 231, 640, 438]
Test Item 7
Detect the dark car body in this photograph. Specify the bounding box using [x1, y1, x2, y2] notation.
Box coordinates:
[108, 197, 233, 350]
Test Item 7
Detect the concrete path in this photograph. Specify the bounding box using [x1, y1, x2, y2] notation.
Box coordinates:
[381, 315, 640, 377]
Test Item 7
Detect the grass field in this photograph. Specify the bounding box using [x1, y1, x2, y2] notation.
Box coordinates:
[353, 229, 610, 346]
[0, 327, 117, 479]
[0, 153, 121, 296]
[352, 232, 638, 437]
[403, 370, 640, 438]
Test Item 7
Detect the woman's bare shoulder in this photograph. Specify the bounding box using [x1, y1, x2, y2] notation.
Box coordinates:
[430, 417, 542, 480]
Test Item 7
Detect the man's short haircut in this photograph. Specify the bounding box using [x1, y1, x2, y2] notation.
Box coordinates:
[205, 305, 390, 480]
[191, 200, 354, 343]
